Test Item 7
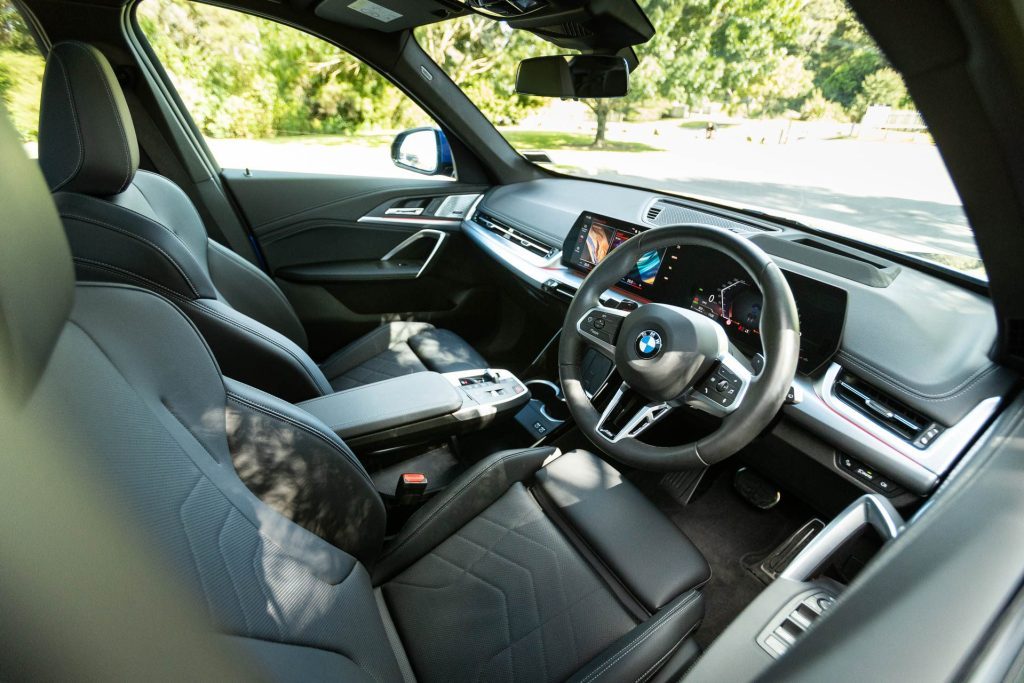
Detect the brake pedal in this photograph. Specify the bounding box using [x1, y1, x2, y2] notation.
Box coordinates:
[733, 467, 781, 510]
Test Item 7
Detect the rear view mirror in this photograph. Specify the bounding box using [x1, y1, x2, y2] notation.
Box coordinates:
[391, 127, 455, 177]
[515, 55, 629, 99]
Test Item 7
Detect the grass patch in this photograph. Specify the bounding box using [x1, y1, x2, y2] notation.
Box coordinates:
[501, 129, 663, 153]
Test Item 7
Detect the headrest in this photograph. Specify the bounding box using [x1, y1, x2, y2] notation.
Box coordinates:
[38, 42, 139, 197]
[0, 105, 75, 405]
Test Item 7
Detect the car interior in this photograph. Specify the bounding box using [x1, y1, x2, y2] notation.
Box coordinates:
[2, 0, 1024, 681]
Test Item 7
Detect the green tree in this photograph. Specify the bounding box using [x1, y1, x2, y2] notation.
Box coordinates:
[140, 0, 431, 138]
[641, 0, 806, 112]
[850, 67, 909, 119]
[806, 9, 884, 109]
[416, 17, 546, 126]
[0, 3, 36, 52]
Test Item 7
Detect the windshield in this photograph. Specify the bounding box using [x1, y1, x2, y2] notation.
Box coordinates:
[415, 2, 984, 280]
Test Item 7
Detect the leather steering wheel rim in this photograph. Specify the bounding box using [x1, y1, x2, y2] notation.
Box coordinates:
[559, 223, 801, 471]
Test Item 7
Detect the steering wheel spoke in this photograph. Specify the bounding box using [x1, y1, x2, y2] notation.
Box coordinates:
[596, 382, 672, 442]
[575, 305, 630, 359]
[683, 350, 755, 417]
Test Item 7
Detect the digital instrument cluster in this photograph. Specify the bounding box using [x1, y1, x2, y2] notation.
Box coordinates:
[689, 277, 763, 339]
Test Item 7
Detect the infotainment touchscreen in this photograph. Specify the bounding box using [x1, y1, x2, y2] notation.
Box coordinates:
[563, 212, 664, 293]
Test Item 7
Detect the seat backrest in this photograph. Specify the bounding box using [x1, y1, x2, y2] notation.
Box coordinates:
[37, 41, 333, 401]
[2, 102, 404, 680]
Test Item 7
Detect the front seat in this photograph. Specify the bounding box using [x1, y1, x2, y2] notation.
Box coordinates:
[2, 108, 710, 679]
[35, 41, 487, 402]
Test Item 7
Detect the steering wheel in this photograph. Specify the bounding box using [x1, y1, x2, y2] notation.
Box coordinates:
[559, 224, 801, 470]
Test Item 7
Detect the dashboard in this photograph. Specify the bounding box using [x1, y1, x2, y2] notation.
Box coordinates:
[562, 211, 847, 374]
[459, 178, 1012, 500]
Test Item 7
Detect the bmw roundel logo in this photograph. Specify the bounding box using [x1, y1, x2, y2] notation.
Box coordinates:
[636, 330, 663, 359]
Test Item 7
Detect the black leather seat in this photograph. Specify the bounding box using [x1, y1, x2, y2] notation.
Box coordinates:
[2, 99, 710, 680]
[35, 41, 487, 402]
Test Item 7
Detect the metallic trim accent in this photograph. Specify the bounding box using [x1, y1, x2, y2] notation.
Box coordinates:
[359, 215, 461, 227]
[435, 193, 483, 219]
[381, 228, 448, 279]
[596, 382, 672, 443]
[781, 494, 904, 581]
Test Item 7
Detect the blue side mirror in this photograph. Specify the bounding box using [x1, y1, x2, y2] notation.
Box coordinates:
[391, 127, 455, 177]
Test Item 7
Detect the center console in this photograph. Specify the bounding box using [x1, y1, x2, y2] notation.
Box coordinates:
[296, 368, 529, 451]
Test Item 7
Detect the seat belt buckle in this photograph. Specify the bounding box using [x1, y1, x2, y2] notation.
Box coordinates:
[396, 472, 429, 501]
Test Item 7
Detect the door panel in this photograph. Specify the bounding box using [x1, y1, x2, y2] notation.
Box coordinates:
[222, 170, 499, 359]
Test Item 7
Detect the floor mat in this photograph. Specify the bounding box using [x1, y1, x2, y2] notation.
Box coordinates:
[663, 469, 810, 648]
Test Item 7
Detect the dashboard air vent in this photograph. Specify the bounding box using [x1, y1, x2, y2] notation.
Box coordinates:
[834, 370, 942, 448]
[646, 206, 663, 222]
[474, 211, 557, 260]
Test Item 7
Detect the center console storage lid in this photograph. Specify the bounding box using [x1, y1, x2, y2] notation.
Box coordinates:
[297, 372, 463, 439]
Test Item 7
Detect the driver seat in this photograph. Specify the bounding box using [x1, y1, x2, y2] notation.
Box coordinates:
[1, 107, 710, 680]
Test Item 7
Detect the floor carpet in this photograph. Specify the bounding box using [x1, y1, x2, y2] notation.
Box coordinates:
[663, 468, 811, 648]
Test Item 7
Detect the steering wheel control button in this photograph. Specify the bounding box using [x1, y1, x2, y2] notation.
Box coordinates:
[752, 352, 765, 375]
[635, 330, 663, 359]
[580, 308, 624, 348]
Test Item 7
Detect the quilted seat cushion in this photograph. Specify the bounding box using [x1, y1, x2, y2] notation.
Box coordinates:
[382, 482, 637, 682]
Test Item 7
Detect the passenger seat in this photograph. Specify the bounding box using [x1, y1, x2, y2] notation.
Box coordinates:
[36, 41, 487, 402]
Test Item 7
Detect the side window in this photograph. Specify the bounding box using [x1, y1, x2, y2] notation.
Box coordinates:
[137, 0, 447, 179]
[0, 0, 45, 155]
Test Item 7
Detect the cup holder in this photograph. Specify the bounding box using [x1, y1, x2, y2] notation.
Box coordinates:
[526, 380, 570, 423]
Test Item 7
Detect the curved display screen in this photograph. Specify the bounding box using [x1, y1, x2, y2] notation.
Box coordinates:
[563, 212, 664, 293]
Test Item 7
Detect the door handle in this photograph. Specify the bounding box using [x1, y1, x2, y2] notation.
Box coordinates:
[381, 229, 448, 278]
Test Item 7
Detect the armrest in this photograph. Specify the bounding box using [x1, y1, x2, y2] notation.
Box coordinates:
[297, 372, 463, 439]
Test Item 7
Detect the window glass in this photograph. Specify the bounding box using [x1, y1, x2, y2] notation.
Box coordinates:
[415, 2, 982, 279]
[0, 0, 45, 155]
[138, 0, 445, 179]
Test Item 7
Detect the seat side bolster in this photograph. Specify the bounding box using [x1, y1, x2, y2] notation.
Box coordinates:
[371, 446, 559, 584]
[56, 191, 218, 301]
[184, 298, 332, 401]
[566, 590, 704, 683]
[536, 449, 712, 611]
[206, 239, 309, 350]
[224, 377, 386, 566]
